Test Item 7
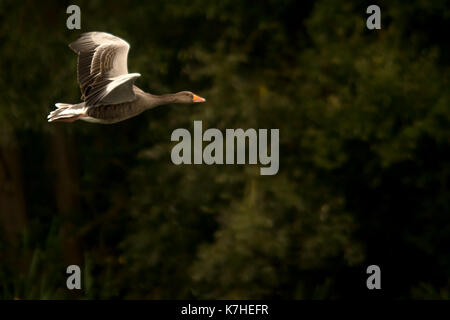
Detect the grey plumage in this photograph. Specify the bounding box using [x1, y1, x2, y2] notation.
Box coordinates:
[48, 32, 205, 124]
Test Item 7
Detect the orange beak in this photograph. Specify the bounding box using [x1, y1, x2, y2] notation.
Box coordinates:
[192, 94, 206, 103]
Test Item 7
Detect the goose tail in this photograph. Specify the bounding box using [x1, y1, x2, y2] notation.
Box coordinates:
[47, 103, 86, 122]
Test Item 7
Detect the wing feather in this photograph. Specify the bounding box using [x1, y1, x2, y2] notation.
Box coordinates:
[69, 32, 138, 106]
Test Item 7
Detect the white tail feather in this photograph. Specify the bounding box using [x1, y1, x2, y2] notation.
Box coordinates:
[55, 103, 69, 109]
[48, 103, 86, 122]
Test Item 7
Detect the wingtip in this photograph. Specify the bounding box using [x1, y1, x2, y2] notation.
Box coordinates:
[68, 32, 92, 52]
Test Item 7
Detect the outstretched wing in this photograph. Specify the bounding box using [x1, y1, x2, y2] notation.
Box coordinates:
[69, 32, 140, 106]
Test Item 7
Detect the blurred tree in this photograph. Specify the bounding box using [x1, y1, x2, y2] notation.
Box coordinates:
[0, 0, 448, 299]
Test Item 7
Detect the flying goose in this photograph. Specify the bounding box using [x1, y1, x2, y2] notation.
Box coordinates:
[48, 32, 205, 124]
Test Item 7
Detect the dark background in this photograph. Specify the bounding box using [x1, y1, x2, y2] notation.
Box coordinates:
[0, 0, 449, 299]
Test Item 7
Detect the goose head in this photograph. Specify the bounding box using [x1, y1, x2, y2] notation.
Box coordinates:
[175, 91, 206, 104]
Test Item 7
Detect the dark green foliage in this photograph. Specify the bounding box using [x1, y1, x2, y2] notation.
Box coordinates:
[0, 0, 449, 299]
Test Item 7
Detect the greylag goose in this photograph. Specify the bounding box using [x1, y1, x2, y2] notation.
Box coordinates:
[48, 32, 205, 124]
